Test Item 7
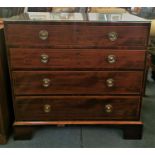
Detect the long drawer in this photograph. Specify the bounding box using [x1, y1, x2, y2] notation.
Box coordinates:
[12, 71, 143, 95]
[9, 48, 145, 70]
[5, 24, 149, 49]
[15, 96, 141, 121]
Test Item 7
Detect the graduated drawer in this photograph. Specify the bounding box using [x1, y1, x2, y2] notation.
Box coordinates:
[15, 96, 141, 121]
[9, 48, 145, 70]
[5, 23, 149, 49]
[12, 71, 143, 95]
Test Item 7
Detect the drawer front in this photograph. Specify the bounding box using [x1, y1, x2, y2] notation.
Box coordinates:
[12, 71, 143, 95]
[6, 24, 149, 49]
[10, 48, 145, 70]
[15, 96, 140, 121]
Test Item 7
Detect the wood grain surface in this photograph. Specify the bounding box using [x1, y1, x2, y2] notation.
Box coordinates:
[12, 71, 143, 95]
[15, 96, 140, 121]
[9, 48, 145, 70]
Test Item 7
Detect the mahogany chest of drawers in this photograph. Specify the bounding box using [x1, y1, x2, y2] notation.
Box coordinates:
[4, 12, 150, 140]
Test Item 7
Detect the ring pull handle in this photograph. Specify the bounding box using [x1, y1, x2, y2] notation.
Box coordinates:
[43, 104, 51, 113]
[105, 104, 113, 113]
[106, 78, 114, 88]
[41, 54, 49, 64]
[108, 32, 118, 41]
[39, 30, 48, 40]
[42, 78, 51, 88]
[107, 55, 116, 64]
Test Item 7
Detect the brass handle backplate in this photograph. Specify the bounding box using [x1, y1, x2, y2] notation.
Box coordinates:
[105, 104, 113, 113]
[43, 104, 51, 113]
[106, 78, 114, 88]
[39, 30, 48, 40]
[42, 78, 51, 88]
[107, 55, 116, 64]
[108, 32, 118, 41]
[41, 54, 49, 63]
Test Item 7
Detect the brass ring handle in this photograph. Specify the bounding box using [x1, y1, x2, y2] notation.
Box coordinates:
[107, 55, 116, 64]
[41, 54, 49, 63]
[42, 78, 51, 88]
[105, 104, 113, 113]
[43, 104, 51, 113]
[39, 30, 48, 40]
[108, 32, 118, 41]
[106, 78, 114, 88]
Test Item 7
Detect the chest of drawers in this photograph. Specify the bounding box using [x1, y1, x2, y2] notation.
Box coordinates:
[4, 12, 150, 140]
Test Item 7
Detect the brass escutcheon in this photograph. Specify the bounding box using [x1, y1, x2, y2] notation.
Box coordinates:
[107, 55, 116, 64]
[43, 104, 51, 113]
[42, 78, 51, 88]
[108, 32, 118, 41]
[40, 54, 49, 63]
[39, 30, 48, 40]
[105, 104, 113, 113]
[106, 78, 114, 87]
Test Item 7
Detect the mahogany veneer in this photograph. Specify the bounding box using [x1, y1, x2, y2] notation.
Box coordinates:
[10, 49, 145, 70]
[12, 71, 143, 95]
[6, 24, 148, 49]
[15, 96, 140, 121]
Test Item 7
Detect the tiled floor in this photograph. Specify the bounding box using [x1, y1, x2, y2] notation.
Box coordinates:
[0, 78, 155, 148]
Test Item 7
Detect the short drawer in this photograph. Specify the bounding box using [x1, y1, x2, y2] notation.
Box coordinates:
[12, 71, 143, 95]
[15, 96, 141, 121]
[9, 48, 145, 70]
[5, 24, 149, 49]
